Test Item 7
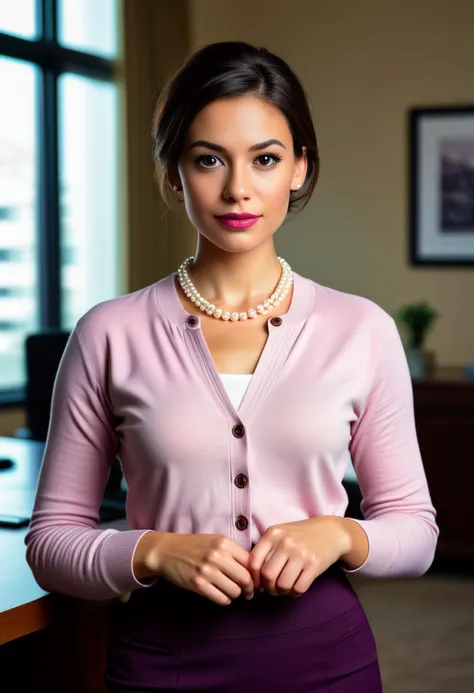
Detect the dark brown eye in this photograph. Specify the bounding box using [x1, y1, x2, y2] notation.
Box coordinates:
[256, 153, 282, 167]
[195, 155, 221, 168]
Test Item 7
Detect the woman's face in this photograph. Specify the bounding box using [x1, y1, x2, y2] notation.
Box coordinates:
[174, 96, 307, 254]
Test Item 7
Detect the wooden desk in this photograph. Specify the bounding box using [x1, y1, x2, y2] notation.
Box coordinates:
[0, 437, 129, 692]
[0, 437, 49, 644]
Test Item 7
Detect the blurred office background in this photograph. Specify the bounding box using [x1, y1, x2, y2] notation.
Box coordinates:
[0, 2, 473, 691]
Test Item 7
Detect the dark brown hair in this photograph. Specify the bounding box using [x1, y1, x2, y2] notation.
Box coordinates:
[152, 41, 319, 213]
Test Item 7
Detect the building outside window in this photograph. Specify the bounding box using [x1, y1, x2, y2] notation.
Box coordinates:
[0, 0, 122, 403]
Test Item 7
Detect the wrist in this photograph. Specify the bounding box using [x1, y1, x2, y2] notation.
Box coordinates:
[330, 516, 353, 559]
[133, 531, 169, 580]
[336, 517, 369, 569]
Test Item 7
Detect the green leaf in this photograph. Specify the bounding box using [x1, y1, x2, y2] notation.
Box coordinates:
[394, 301, 439, 349]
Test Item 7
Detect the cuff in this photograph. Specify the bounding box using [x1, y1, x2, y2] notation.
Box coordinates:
[99, 529, 159, 595]
[341, 518, 398, 578]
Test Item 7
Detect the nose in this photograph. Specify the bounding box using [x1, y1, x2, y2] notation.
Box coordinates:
[222, 164, 251, 203]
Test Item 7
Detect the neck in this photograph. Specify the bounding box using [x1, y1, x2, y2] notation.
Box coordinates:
[188, 244, 284, 309]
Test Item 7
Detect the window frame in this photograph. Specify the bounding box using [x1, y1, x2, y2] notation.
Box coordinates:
[0, 0, 117, 407]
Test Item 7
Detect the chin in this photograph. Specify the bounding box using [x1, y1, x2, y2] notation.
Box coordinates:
[210, 233, 272, 254]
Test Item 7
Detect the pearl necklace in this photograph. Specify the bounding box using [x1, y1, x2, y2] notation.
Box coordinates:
[176, 256, 293, 321]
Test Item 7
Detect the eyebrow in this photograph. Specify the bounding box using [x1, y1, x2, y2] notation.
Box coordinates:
[188, 139, 286, 153]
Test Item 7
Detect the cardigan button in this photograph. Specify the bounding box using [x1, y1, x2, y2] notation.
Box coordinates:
[232, 424, 245, 438]
[235, 515, 248, 531]
[186, 315, 200, 329]
[234, 474, 248, 489]
[270, 316, 282, 327]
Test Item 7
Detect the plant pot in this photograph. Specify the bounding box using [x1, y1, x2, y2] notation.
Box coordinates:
[405, 348, 436, 379]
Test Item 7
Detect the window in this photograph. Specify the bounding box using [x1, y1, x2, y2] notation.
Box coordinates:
[0, 1, 121, 404]
[58, 0, 117, 58]
[0, 1, 37, 40]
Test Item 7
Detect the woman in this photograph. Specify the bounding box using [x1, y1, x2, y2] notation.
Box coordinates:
[25, 41, 438, 692]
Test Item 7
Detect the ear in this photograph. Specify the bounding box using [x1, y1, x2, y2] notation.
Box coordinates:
[291, 146, 308, 191]
[168, 167, 182, 192]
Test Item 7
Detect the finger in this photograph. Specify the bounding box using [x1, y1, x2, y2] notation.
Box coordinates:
[274, 561, 305, 596]
[216, 542, 255, 596]
[231, 542, 255, 568]
[289, 566, 320, 598]
[248, 540, 275, 589]
[261, 550, 290, 595]
[195, 568, 246, 604]
[193, 576, 236, 606]
[223, 561, 255, 597]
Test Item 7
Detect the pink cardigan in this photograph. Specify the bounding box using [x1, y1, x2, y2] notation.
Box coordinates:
[25, 271, 439, 599]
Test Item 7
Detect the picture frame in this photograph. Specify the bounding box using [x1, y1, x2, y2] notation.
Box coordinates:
[408, 105, 474, 266]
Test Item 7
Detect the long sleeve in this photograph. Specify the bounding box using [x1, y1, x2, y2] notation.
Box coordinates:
[24, 320, 155, 600]
[345, 314, 439, 578]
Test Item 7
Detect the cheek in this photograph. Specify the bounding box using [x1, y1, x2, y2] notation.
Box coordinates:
[183, 177, 216, 215]
[259, 175, 292, 210]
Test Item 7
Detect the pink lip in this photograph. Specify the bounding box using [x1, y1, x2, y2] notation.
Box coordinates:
[217, 213, 260, 219]
[217, 217, 261, 230]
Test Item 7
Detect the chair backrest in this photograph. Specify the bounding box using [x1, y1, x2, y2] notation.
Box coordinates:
[25, 330, 72, 441]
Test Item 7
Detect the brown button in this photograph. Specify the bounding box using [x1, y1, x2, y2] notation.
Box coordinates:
[234, 474, 248, 489]
[232, 424, 245, 438]
[235, 515, 248, 531]
[186, 315, 199, 328]
[270, 316, 282, 327]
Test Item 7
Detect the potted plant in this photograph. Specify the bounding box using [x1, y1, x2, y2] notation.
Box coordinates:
[394, 301, 439, 378]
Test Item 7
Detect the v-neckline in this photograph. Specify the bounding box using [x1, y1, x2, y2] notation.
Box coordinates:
[218, 373, 253, 415]
[156, 270, 314, 424]
[189, 315, 293, 422]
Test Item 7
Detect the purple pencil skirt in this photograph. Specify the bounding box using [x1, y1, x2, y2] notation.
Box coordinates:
[104, 562, 382, 692]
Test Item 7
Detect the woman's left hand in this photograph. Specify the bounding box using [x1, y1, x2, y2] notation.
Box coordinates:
[248, 516, 352, 598]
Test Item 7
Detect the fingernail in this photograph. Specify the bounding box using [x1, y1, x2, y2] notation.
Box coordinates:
[245, 591, 254, 600]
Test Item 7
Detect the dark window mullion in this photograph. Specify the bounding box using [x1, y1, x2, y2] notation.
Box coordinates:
[37, 66, 61, 328]
[37, 0, 60, 329]
[41, 0, 57, 42]
[0, 32, 115, 80]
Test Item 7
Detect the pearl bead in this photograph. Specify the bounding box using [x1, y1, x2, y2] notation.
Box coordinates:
[176, 256, 292, 323]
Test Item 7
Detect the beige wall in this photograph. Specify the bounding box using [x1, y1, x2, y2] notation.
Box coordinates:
[122, 0, 194, 292]
[187, 0, 474, 365]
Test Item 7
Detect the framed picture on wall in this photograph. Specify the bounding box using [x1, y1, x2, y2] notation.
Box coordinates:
[409, 105, 474, 266]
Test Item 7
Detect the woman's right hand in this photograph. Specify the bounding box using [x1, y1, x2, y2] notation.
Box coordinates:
[134, 532, 255, 606]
